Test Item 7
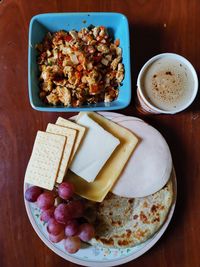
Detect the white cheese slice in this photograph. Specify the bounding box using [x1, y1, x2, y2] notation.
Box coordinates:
[69, 114, 120, 182]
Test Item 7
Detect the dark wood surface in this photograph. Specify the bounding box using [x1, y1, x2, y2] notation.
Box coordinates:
[0, 0, 200, 267]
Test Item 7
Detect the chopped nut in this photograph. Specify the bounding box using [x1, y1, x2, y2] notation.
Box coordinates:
[46, 90, 59, 105]
[111, 56, 122, 70]
[101, 58, 109, 66]
[56, 86, 71, 106]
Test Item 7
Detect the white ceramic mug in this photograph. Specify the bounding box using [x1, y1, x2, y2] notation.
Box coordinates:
[136, 53, 198, 114]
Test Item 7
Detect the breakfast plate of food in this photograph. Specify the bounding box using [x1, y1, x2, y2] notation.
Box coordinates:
[24, 112, 176, 266]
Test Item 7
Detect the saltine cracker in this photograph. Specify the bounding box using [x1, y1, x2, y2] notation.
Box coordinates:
[46, 123, 77, 183]
[25, 131, 66, 190]
[56, 117, 86, 161]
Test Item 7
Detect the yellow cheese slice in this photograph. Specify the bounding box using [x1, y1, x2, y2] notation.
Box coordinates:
[65, 112, 139, 202]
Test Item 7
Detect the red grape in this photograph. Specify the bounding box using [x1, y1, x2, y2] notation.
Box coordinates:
[37, 192, 55, 210]
[40, 207, 55, 222]
[68, 200, 85, 218]
[58, 182, 74, 200]
[64, 236, 81, 254]
[54, 203, 73, 224]
[78, 223, 95, 242]
[65, 220, 79, 237]
[47, 218, 64, 235]
[49, 230, 65, 243]
[25, 186, 43, 202]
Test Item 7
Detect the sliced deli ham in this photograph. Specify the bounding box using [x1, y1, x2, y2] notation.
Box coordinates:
[111, 119, 172, 198]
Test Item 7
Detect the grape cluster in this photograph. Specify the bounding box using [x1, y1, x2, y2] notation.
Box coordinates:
[25, 182, 95, 253]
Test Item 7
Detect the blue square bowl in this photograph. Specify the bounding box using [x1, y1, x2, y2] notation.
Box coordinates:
[28, 12, 131, 112]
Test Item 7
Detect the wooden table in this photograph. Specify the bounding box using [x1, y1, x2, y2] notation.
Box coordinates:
[0, 0, 200, 266]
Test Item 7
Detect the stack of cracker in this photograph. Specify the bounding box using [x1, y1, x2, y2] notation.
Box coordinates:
[25, 117, 86, 190]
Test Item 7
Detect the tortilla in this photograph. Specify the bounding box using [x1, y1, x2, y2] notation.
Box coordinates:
[89, 176, 174, 248]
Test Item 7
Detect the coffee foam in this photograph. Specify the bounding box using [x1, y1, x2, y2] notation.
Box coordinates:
[141, 57, 195, 111]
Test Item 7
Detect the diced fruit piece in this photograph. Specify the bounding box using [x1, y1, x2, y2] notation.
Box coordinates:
[25, 186, 43, 202]
[64, 35, 73, 42]
[49, 230, 65, 243]
[78, 223, 95, 242]
[64, 236, 81, 254]
[75, 71, 82, 79]
[76, 64, 83, 72]
[37, 192, 55, 210]
[114, 39, 120, 46]
[89, 84, 101, 95]
[54, 203, 73, 224]
[100, 26, 105, 30]
[58, 182, 74, 200]
[47, 218, 64, 235]
[40, 207, 55, 222]
[65, 220, 79, 237]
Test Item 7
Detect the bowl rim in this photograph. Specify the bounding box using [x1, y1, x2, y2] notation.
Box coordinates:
[28, 12, 131, 112]
[29, 11, 129, 21]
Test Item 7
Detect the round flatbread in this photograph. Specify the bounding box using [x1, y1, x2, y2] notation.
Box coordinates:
[111, 119, 172, 197]
[89, 176, 174, 248]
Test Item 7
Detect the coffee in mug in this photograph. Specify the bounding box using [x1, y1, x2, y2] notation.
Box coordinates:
[137, 53, 198, 114]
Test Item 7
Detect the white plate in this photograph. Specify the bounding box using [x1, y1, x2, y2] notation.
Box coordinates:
[24, 112, 177, 267]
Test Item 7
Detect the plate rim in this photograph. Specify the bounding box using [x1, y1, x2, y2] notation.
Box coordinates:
[24, 113, 177, 267]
